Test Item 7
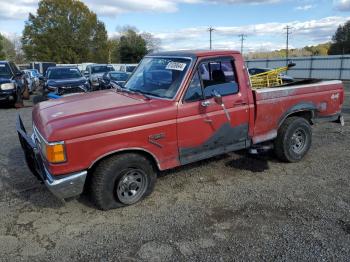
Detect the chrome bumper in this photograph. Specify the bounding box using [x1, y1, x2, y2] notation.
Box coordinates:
[43, 167, 87, 199]
[16, 114, 87, 199]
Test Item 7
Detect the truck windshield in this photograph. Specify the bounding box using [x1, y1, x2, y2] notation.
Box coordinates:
[124, 57, 191, 99]
[48, 68, 82, 79]
[110, 72, 129, 81]
[0, 63, 12, 79]
[92, 66, 114, 74]
[126, 65, 136, 73]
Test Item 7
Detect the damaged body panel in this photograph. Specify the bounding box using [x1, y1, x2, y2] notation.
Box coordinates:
[179, 123, 249, 165]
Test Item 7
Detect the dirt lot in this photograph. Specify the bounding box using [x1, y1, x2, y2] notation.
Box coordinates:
[0, 83, 349, 261]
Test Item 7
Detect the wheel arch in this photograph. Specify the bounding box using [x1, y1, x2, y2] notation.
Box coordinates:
[278, 102, 316, 128]
[88, 148, 161, 173]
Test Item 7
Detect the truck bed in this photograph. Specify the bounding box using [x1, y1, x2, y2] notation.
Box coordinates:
[251, 80, 344, 144]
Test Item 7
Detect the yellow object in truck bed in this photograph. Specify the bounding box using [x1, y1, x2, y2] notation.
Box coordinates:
[250, 63, 295, 89]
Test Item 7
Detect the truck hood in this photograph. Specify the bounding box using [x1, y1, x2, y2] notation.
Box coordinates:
[47, 77, 87, 88]
[33, 90, 176, 141]
[0, 78, 11, 84]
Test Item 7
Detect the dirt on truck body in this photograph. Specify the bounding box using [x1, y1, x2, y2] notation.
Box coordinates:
[16, 50, 344, 210]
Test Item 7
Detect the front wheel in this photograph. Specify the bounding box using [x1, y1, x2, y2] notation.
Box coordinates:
[90, 153, 157, 210]
[274, 117, 312, 162]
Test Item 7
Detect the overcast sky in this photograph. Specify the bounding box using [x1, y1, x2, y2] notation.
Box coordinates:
[0, 0, 350, 52]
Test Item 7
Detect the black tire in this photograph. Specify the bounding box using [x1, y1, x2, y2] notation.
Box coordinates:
[274, 117, 312, 163]
[90, 153, 157, 210]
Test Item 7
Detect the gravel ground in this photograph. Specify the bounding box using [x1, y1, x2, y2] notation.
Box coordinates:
[0, 83, 349, 261]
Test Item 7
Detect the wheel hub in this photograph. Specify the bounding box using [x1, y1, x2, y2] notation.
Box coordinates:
[116, 169, 148, 204]
[291, 129, 306, 153]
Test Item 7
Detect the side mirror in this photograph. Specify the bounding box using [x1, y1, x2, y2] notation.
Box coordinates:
[83, 71, 89, 77]
[212, 89, 223, 105]
[212, 89, 231, 122]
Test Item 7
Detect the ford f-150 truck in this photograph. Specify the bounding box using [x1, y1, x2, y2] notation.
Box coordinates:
[17, 50, 344, 210]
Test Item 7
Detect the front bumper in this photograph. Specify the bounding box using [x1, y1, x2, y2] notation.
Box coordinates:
[16, 115, 87, 199]
[0, 89, 16, 103]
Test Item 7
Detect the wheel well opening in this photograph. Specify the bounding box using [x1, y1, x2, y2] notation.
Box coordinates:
[84, 150, 160, 194]
[285, 110, 313, 125]
[88, 150, 160, 174]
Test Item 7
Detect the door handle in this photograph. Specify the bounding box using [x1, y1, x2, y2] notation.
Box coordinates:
[201, 100, 211, 107]
[204, 119, 213, 123]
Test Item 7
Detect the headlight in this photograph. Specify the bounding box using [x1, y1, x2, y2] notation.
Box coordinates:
[1, 83, 15, 90]
[34, 126, 66, 163]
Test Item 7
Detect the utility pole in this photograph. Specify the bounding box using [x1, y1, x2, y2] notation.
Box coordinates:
[208, 27, 215, 50]
[238, 34, 247, 55]
[284, 25, 292, 66]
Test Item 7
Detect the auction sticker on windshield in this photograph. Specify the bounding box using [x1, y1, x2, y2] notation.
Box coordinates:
[166, 62, 187, 71]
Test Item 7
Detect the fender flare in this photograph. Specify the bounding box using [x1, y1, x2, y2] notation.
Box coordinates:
[278, 102, 317, 128]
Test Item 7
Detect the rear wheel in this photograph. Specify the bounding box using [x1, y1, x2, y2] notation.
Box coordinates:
[274, 117, 312, 162]
[90, 153, 157, 210]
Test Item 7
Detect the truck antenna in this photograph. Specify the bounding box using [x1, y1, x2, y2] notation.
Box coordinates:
[208, 27, 215, 50]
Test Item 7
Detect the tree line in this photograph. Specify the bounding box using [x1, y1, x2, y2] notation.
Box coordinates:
[247, 43, 332, 59]
[1, 0, 350, 63]
[1, 0, 160, 64]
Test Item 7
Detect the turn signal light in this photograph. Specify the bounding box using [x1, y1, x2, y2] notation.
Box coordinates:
[45, 144, 66, 163]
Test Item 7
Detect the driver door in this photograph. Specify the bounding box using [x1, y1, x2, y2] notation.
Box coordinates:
[177, 57, 250, 165]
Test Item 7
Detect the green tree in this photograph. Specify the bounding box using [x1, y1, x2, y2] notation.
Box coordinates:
[0, 34, 5, 60]
[328, 21, 350, 55]
[22, 0, 108, 63]
[118, 29, 148, 63]
[109, 39, 120, 63]
[141, 32, 161, 53]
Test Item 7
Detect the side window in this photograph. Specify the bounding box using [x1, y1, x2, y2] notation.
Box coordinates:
[10, 62, 21, 75]
[199, 60, 238, 99]
[184, 71, 203, 102]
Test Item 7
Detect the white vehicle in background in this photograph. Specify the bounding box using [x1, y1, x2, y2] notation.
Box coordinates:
[80, 63, 94, 72]
[113, 64, 138, 74]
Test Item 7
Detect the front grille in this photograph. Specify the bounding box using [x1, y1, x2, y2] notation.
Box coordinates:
[57, 86, 86, 95]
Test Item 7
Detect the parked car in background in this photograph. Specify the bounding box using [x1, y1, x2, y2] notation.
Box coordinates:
[99, 71, 129, 89]
[0, 61, 28, 107]
[248, 67, 294, 83]
[84, 64, 114, 90]
[42, 66, 90, 96]
[114, 64, 137, 74]
[30, 68, 41, 77]
[30, 62, 56, 75]
[23, 69, 39, 93]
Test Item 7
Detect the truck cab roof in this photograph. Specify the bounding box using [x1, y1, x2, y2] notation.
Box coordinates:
[148, 50, 241, 58]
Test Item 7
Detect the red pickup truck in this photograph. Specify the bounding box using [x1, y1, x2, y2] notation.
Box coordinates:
[17, 50, 345, 210]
